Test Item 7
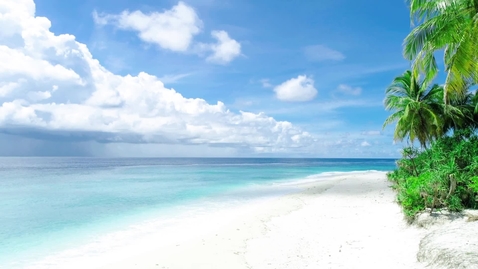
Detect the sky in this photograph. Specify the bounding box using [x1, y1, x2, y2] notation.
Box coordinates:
[0, 0, 421, 157]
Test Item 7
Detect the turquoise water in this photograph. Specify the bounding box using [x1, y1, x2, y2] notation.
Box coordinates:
[0, 158, 396, 268]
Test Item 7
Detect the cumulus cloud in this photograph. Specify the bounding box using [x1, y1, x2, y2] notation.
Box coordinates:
[0, 0, 314, 154]
[336, 84, 362, 96]
[93, 2, 241, 64]
[202, 30, 241, 64]
[303, 45, 345, 62]
[273, 75, 317, 102]
[0, 81, 21, 97]
[361, 141, 371, 147]
[93, 2, 202, 52]
[0, 0, 403, 157]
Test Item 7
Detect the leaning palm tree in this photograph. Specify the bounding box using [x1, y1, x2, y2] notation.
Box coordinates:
[403, 0, 478, 102]
[383, 70, 444, 148]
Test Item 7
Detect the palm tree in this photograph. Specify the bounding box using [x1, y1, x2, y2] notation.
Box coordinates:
[443, 91, 476, 133]
[383, 70, 444, 148]
[403, 0, 478, 102]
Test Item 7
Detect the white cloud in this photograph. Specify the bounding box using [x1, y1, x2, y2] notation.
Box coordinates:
[204, 30, 241, 64]
[92, 10, 109, 26]
[0, 46, 82, 82]
[27, 90, 51, 102]
[0, 0, 315, 154]
[0, 81, 22, 97]
[0, 0, 403, 157]
[336, 84, 362, 96]
[361, 141, 371, 147]
[273, 75, 317, 102]
[303, 45, 345, 62]
[93, 3, 241, 64]
[93, 2, 202, 52]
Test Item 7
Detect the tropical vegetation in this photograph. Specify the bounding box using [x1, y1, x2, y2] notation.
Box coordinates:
[404, 0, 478, 101]
[383, 70, 444, 148]
[388, 132, 478, 221]
[384, 0, 478, 221]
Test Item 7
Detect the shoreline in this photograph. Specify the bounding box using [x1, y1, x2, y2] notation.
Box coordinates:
[22, 170, 425, 269]
[96, 171, 422, 269]
[21, 171, 343, 269]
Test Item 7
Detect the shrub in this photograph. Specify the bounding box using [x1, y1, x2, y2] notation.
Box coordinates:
[389, 131, 478, 222]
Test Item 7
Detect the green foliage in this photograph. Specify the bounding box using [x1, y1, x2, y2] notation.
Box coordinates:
[386, 0, 478, 222]
[404, 0, 478, 100]
[395, 173, 428, 219]
[383, 70, 444, 148]
[469, 177, 478, 193]
[388, 131, 478, 222]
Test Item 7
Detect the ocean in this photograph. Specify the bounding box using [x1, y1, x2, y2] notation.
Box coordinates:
[0, 158, 396, 268]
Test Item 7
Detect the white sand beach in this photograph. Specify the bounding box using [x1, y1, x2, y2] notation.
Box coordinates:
[91, 171, 425, 269]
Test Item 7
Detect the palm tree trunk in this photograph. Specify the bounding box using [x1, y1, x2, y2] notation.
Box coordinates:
[444, 69, 451, 104]
[419, 112, 428, 147]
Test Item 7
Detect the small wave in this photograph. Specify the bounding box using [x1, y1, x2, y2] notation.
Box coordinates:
[17, 197, 267, 269]
[269, 170, 388, 187]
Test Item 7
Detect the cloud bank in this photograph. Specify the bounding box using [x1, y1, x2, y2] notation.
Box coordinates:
[0, 0, 401, 157]
[0, 0, 316, 154]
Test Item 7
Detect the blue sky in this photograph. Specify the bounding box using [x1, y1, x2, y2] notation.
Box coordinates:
[0, 0, 428, 157]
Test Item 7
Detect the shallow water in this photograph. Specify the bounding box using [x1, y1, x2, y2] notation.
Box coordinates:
[0, 157, 396, 268]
